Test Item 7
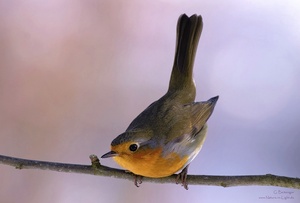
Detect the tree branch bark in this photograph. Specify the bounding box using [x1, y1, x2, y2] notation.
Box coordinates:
[0, 154, 299, 189]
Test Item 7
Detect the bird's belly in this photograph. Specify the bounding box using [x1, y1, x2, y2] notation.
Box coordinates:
[113, 149, 189, 178]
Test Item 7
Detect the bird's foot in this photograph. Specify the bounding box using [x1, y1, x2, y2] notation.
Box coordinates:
[176, 165, 189, 190]
[134, 175, 143, 187]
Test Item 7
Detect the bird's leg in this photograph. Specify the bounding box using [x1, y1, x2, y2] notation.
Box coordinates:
[176, 164, 189, 190]
[134, 175, 143, 187]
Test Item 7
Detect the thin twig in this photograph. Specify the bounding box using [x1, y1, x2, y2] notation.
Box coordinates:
[0, 154, 299, 189]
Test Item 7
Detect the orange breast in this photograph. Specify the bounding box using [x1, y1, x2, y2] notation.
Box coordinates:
[113, 148, 189, 178]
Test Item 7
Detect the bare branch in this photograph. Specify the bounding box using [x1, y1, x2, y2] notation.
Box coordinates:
[0, 154, 299, 189]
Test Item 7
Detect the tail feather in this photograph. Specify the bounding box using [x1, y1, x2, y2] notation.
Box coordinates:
[168, 14, 203, 103]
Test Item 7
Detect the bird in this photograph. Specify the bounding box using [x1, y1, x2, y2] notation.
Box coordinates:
[101, 13, 218, 190]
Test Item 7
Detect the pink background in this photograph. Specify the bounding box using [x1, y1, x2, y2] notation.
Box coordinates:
[0, 0, 299, 202]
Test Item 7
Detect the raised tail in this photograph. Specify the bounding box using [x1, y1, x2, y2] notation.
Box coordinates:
[168, 14, 203, 103]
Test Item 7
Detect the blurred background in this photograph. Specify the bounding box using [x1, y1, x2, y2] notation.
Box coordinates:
[0, 0, 300, 202]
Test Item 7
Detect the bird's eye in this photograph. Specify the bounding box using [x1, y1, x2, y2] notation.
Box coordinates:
[129, 143, 138, 152]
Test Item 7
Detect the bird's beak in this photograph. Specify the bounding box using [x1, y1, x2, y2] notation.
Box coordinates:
[101, 151, 118, 158]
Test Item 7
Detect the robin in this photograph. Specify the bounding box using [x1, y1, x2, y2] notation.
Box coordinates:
[102, 14, 218, 190]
